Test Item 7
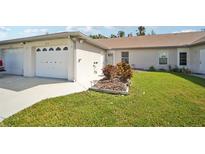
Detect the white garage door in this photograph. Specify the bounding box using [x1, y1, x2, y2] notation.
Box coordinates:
[35, 46, 69, 79]
[3, 48, 24, 75]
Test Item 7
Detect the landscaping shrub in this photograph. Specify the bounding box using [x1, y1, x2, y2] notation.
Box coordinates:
[148, 66, 156, 71]
[172, 66, 179, 72]
[102, 62, 133, 82]
[181, 67, 192, 74]
[171, 66, 191, 74]
[102, 64, 117, 79]
[116, 62, 133, 82]
[168, 65, 172, 71]
[159, 68, 167, 71]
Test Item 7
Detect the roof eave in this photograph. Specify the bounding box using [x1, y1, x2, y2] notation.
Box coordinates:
[190, 41, 205, 47]
[0, 31, 85, 45]
[108, 45, 191, 50]
[0, 31, 107, 50]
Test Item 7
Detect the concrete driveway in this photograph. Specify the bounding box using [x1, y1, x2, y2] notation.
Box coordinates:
[0, 74, 88, 122]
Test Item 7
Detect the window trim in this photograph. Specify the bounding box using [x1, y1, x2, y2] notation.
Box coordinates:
[179, 52, 187, 66]
[63, 47, 68, 51]
[121, 51, 129, 64]
[42, 48, 47, 52]
[177, 48, 190, 68]
[36, 48, 41, 52]
[56, 47, 61, 51]
[158, 51, 168, 65]
[49, 48, 54, 51]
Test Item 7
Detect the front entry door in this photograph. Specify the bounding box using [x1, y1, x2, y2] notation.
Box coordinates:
[107, 53, 113, 65]
[200, 50, 205, 74]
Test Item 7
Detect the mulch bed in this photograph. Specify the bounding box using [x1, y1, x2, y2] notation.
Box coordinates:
[93, 78, 128, 92]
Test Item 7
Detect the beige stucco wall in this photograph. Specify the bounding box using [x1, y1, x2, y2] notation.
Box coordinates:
[0, 43, 24, 49]
[0, 38, 69, 49]
[23, 47, 35, 77]
[76, 40, 106, 82]
[111, 48, 178, 70]
[111, 46, 205, 73]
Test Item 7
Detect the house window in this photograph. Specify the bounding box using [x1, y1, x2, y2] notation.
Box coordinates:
[179, 52, 187, 65]
[56, 47, 61, 51]
[49, 48, 54, 51]
[121, 52, 129, 63]
[63, 47, 68, 51]
[159, 52, 168, 65]
[42, 48, 47, 51]
[36, 48, 41, 52]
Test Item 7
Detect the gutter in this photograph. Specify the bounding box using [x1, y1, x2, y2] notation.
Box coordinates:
[108, 45, 191, 50]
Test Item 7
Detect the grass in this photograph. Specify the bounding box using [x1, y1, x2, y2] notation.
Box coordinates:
[1, 72, 205, 127]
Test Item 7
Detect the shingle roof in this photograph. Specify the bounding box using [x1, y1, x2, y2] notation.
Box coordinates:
[94, 31, 205, 49]
[1, 31, 205, 50]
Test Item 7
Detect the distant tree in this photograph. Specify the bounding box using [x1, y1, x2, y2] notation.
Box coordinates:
[136, 26, 146, 36]
[89, 35, 96, 39]
[151, 30, 156, 35]
[117, 31, 125, 37]
[89, 34, 107, 39]
[110, 34, 117, 38]
[128, 33, 133, 37]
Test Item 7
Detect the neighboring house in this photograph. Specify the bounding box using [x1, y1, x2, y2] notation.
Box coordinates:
[0, 31, 205, 83]
[95, 31, 205, 74]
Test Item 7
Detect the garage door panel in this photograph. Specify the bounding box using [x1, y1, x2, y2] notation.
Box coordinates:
[36, 48, 69, 79]
[3, 49, 24, 75]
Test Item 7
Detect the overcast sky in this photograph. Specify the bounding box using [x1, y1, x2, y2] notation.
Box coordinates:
[1, 26, 205, 41]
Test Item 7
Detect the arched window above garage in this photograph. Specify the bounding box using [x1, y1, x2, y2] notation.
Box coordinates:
[56, 47, 61, 51]
[36, 48, 41, 52]
[63, 47, 68, 51]
[49, 48, 54, 51]
[42, 48, 47, 51]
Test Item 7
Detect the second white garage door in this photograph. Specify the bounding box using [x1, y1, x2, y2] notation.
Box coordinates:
[3, 48, 24, 75]
[35, 46, 69, 79]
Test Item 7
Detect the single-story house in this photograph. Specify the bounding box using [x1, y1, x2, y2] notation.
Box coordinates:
[95, 31, 205, 74]
[0, 31, 205, 83]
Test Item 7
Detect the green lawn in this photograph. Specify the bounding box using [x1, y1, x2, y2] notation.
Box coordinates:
[1, 72, 205, 127]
